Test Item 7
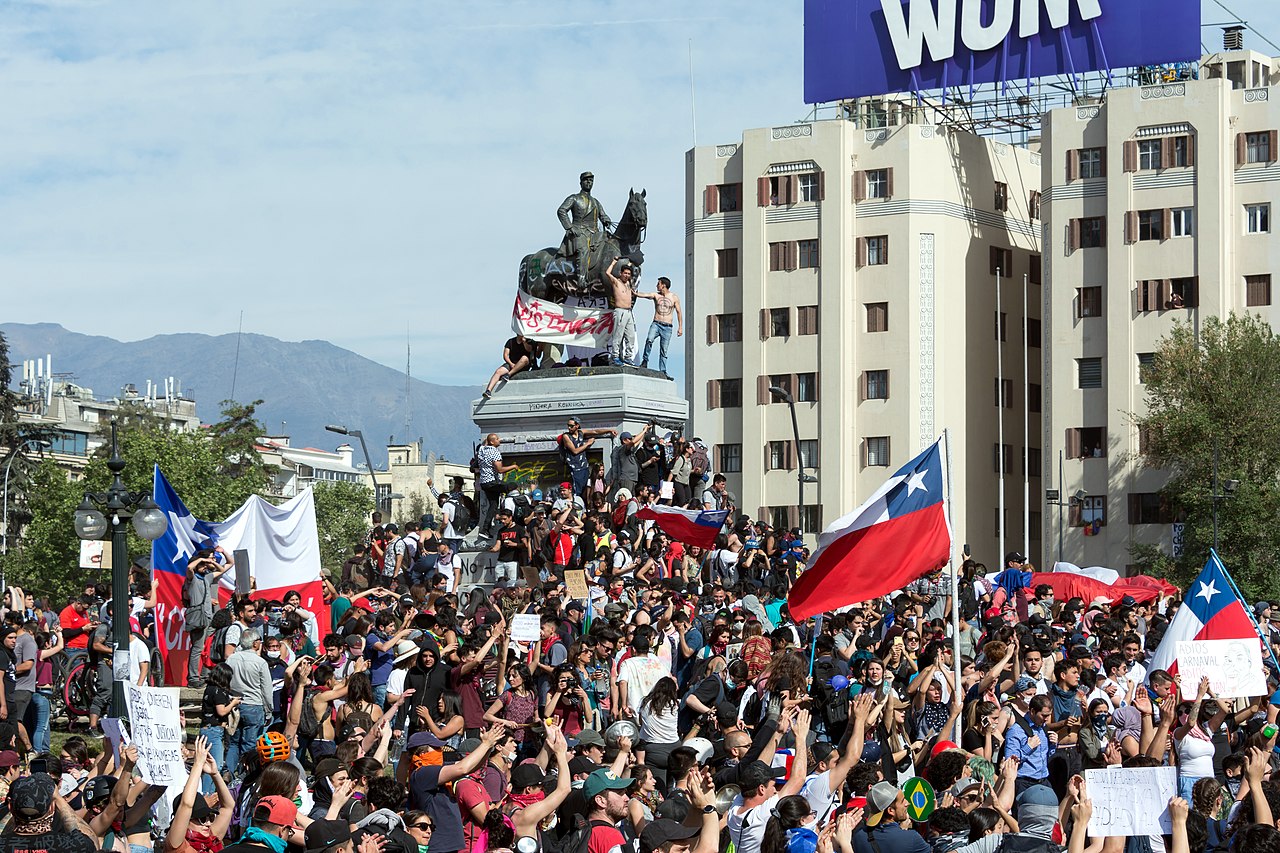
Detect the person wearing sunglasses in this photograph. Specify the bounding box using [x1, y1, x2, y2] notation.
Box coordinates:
[403, 811, 434, 853]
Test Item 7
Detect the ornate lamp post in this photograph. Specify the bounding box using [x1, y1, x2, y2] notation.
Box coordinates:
[73, 422, 168, 709]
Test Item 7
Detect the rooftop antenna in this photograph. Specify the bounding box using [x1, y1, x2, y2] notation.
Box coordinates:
[230, 310, 244, 401]
[404, 324, 412, 442]
[688, 39, 698, 148]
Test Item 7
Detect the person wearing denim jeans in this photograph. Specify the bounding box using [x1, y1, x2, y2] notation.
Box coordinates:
[636, 277, 682, 377]
[225, 628, 271, 776]
[30, 690, 50, 754]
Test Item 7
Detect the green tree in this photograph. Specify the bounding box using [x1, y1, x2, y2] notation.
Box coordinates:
[0, 332, 58, 552]
[312, 480, 374, 578]
[1134, 312, 1280, 599]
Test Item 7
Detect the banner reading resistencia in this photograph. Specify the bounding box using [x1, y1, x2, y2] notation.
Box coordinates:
[512, 289, 615, 347]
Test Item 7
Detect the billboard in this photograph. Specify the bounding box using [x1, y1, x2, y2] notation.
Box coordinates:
[804, 0, 1202, 103]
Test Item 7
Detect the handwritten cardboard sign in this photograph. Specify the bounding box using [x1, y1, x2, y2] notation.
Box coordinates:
[1084, 766, 1177, 836]
[564, 570, 590, 601]
[1176, 638, 1267, 699]
[123, 685, 185, 785]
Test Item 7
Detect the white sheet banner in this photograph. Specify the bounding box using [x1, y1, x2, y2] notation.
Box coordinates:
[124, 685, 185, 785]
[512, 289, 615, 347]
[1176, 638, 1267, 699]
[215, 490, 323, 602]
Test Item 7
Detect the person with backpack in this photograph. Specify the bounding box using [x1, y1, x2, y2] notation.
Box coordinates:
[488, 509, 528, 588]
[183, 547, 233, 687]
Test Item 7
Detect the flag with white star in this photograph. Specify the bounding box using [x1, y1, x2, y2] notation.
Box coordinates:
[788, 438, 951, 619]
[1146, 552, 1262, 681]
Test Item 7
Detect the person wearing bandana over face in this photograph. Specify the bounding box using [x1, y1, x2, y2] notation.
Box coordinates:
[163, 737, 235, 853]
[1, 773, 97, 853]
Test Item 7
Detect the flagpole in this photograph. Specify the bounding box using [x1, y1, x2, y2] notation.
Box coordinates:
[808, 614, 822, 682]
[945, 430, 962, 741]
[1022, 274, 1030, 562]
[1212, 548, 1280, 677]
[996, 267, 1006, 570]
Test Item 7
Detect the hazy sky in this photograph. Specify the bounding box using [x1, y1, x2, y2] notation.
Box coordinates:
[3, 1, 1274, 387]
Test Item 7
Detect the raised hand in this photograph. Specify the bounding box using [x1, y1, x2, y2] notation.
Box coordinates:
[1169, 796, 1189, 824]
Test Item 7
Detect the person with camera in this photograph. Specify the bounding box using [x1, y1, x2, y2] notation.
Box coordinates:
[183, 547, 234, 687]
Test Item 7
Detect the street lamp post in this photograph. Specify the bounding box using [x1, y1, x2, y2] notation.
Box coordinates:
[326, 424, 381, 511]
[768, 386, 817, 535]
[1211, 443, 1239, 552]
[2, 439, 52, 590]
[73, 421, 168, 711]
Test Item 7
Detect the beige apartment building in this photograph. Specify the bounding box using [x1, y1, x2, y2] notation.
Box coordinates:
[686, 118, 1044, 564]
[1041, 48, 1280, 571]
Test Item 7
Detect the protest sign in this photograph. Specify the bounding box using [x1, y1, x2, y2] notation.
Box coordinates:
[1084, 766, 1177, 836]
[123, 684, 185, 785]
[1176, 638, 1266, 699]
[564, 570, 590, 601]
[511, 613, 541, 643]
[102, 718, 129, 767]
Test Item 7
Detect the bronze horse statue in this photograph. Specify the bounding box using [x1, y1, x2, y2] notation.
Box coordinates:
[520, 188, 647, 302]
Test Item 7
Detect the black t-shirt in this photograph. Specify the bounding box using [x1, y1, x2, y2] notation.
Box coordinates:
[504, 336, 535, 365]
[0, 649, 13, 701]
[0, 824, 97, 853]
[202, 684, 231, 728]
[408, 765, 465, 853]
[495, 523, 527, 564]
[636, 444, 664, 487]
[88, 624, 112, 667]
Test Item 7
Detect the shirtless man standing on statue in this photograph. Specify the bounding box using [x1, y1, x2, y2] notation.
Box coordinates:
[636, 277, 682, 378]
[604, 257, 637, 366]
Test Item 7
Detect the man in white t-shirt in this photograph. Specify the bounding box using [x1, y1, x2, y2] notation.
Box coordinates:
[727, 710, 811, 853]
[801, 695, 871, 825]
[615, 625, 671, 718]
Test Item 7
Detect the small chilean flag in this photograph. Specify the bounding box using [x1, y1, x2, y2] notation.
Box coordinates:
[1146, 552, 1263, 680]
[635, 505, 728, 550]
[788, 439, 951, 620]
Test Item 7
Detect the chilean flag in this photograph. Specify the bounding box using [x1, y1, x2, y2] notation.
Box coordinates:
[788, 439, 951, 620]
[635, 505, 729, 550]
[1146, 552, 1263, 681]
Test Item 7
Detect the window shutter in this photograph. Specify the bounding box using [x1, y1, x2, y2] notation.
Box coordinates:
[760, 309, 770, 341]
[757, 507, 767, 525]
[712, 445, 722, 472]
[1123, 141, 1138, 172]
[860, 440, 868, 468]
[859, 372, 868, 402]
[787, 242, 799, 271]
[1162, 208, 1172, 240]
[707, 314, 718, 344]
[856, 237, 868, 268]
[1271, 130, 1279, 162]
[1030, 254, 1042, 284]
[1160, 140, 1173, 170]
[1185, 135, 1196, 166]
[1097, 218, 1106, 247]
[757, 375, 769, 405]
[817, 171, 826, 201]
[883, 371, 889, 400]
[853, 171, 867, 202]
[1237, 133, 1247, 167]
[882, 236, 890, 264]
[787, 505, 800, 529]
[1124, 211, 1138, 244]
[706, 380, 719, 410]
[885, 168, 895, 198]
[1067, 149, 1080, 181]
[705, 184, 719, 216]
[1160, 280, 1172, 309]
[1127, 494, 1140, 524]
[1069, 219, 1081, 251]
[1069, 501, 1082, 527]
[764, 444, 772, 471]
[1188, 277, 1199, 307]
[989, 246, 998, 275]
[811, 371, 820, 402]
[1099, 148, 1107, 176]
[1066, 428, 1081, 459]
[758, 176, 771, 206]
[785, 440, 795, 471]
[1137, 281, 1151, 312]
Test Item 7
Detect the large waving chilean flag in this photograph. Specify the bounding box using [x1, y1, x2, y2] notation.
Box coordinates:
[635, 505, 729, 550]
[788, 439, 951, 620]
[1147, 552, 1265, 681]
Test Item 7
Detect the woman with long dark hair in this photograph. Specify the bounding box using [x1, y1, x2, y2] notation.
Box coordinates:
[200, 663, 241, 785]
[759, 795, 816, 853]
[485, 661, 539, 758]
[338, 671, 382, 725]
[639, 676, 682, 788]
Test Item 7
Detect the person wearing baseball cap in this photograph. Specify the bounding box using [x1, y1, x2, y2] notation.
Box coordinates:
[217, 794, 299, 853]
[855, 781, 927, 851]
[726, 711, 810, 853]
[580, 770, 633, 852]
[303, 819, 353, 853]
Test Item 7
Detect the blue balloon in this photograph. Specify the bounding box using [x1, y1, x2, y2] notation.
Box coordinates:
[829, 675, 849, 691]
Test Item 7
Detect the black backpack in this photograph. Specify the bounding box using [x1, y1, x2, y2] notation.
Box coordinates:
[296, 687, 321, 741]
[511, 494, 533, 524]
[548, 818, 615, 853]
[958, 576, 979, 620]
[208, 607, 235, 663]
[812, 658, 850, 728]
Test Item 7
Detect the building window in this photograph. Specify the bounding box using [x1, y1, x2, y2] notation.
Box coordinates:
[716, 379, 742, 408]
[768, 242, 796, 272]
[798, 239, 820, 269]
[1246, 131, 1272, 163]
[798, 439, 819, 469]
[1079, 147, 1104, 178]
[717, 443, 742, 473]
[994, 181, 1008, 212]
[768, 506, 791, 531]
[50, 431, 89, 456]
[1028, 190, 1041, 220]
[993, 443, 1012, 474]
[800, 505, 821, 532]
[796, 372, 819, 403]
[1138, 139, 1163, 171]
[770, 308, 791, 337]
[714, 313, 742, 343]
[719, 183, 740, 212]
[796, 305, 820, 335]
[1077, 287, 1103, 318]
[1171, 135, 1192, 167]
[989, 246, 1013, 276]
[866, 302, 889, 333]
[866, 168, 890, 199]
[1028, 383, 1042, 413]
[865, 437, 890, 467]
[993, 508, 1008, 538]
[994, 378, 1013, 409]
[768, 441, 791, 471]
[866, 236, 889, 266]
[1138, 352, 1156, 384]
[1030, 512, 1042, 538]
[1247, 274, 1272, 307]
[1077, 358, 1103, 389]
[798, 172, 820, 202]
[1026, 318, 1041, 348]
[716, 248, 739, 278]
[1029, 254, 1042, 285]
[1247, 203, 1271, 234]
[994, 312, 1007, 342]
[863, 370, 889, 401]
[1170, 278, 1197, 308]
[1067, 426, 1106, 459]
[1078, 217, 1105, 249]
[1076, 495, 1107, 528]
[1023, 447, 1042, 476]
[1171, 208, 1194, 237]
[1137, 209, 1164, 241]
[768, 374, 793, 399]
[1128, 493, 1173, 524]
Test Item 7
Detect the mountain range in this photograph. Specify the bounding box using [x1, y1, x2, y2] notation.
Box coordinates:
[1, 323, 479, 464]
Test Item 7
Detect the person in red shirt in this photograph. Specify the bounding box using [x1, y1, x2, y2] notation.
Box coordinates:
[58, 596, 96, 651]
[581, 768, 632, 853]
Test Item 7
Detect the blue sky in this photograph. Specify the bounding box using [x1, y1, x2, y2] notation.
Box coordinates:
[2, 1, 1275, 388]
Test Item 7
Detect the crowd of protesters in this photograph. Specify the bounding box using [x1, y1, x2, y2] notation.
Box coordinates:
[1, 442, 1279, 853]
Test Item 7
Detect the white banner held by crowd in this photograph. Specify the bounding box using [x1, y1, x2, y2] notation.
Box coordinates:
[1176, 638, 1267, 699]
[1085, 766, 1177, 836]
[512, 289, 615, 347]
[123, 685, 185, 785]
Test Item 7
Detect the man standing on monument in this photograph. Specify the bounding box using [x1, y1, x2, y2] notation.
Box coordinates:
[636, 276, 682, 377]
[557, 171, 611, 290]
[603, 257, 638, 366]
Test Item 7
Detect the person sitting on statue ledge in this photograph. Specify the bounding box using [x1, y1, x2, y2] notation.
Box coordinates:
[483, 334, 541, 399]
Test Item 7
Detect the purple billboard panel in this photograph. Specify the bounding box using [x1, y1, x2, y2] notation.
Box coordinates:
[805, 0, 1202, 103]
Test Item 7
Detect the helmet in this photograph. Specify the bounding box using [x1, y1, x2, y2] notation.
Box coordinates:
[85, 775, 116, 807]
[257, 731, 291, 763]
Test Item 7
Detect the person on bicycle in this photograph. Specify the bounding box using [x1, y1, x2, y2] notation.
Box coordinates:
[86, 604, 116, 735]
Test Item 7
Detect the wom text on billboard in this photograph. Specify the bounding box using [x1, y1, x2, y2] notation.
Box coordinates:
[804, 0, 1201, 103]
